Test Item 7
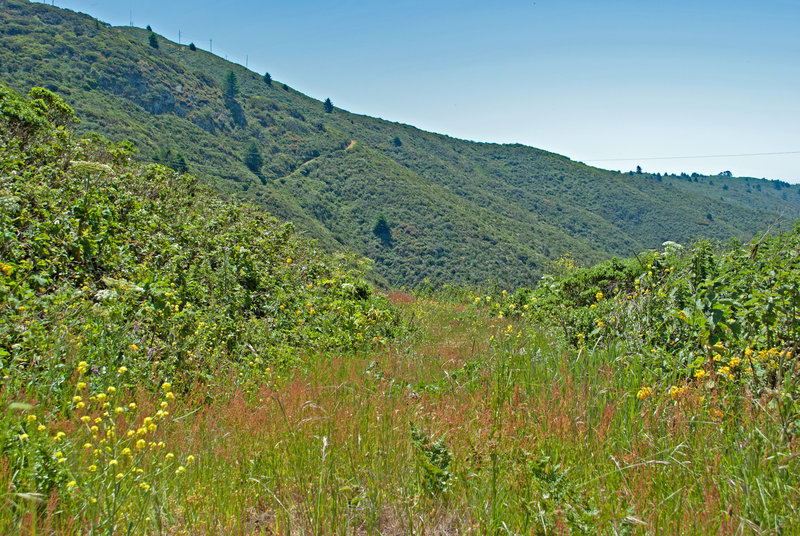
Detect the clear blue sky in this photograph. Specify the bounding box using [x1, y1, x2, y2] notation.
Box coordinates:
[50, 0, 800, 182]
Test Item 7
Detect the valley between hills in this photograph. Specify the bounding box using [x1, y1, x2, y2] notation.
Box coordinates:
[1, 1, 800, 534]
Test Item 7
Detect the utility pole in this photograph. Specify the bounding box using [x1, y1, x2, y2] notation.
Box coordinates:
[178, 30, 181, 44]
[129, 9, 132, 26]
[209, 39, 212, 53]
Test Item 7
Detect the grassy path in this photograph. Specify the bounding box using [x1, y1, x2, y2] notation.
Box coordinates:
[19, 297, 786, 535]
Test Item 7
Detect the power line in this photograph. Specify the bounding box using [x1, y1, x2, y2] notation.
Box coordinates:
[585, 151, 800, 163]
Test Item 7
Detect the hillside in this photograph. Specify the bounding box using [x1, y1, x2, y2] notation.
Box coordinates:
[2, 82, 799, 535]
[0, 83, 402, 389]
[2, 0, 799, 288]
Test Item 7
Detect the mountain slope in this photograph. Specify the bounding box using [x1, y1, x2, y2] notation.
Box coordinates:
[2, 0, 799, 287]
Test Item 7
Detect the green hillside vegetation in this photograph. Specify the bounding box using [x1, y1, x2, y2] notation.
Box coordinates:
[0, 84, 402, 397]
[2, 84, 800, 534]
[2, 0, 799, 288]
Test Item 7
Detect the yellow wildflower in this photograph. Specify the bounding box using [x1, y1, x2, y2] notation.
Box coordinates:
[669, 386, 684, 401]
[694, 369, 707, 380]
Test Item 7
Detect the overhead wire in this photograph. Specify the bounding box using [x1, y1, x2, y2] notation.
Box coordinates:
[584, 151, 800, 162]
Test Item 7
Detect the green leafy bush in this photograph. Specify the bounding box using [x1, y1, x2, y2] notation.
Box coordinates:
[0, 84, 405, 405]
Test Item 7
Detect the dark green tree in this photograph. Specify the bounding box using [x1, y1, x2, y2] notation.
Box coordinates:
[222, 70, 239, 99]
[282, 83, 289, 91]
[263, 72, 272, 86]
[323, 98, 333, 113]
[173, 152, 188, 174]
[243, 140, 263, 173]
[221, 70, 246, 126]
[188, 42, 196, 51]
[392, 136, 402, 147]
[148, 33, 159, 49]
[373, 214, 392, 246]
[153, 147, 188, 173]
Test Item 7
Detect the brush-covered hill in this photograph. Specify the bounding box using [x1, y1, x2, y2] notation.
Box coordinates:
[2, 0, 799, 288]
[0, 83, 402, 396]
